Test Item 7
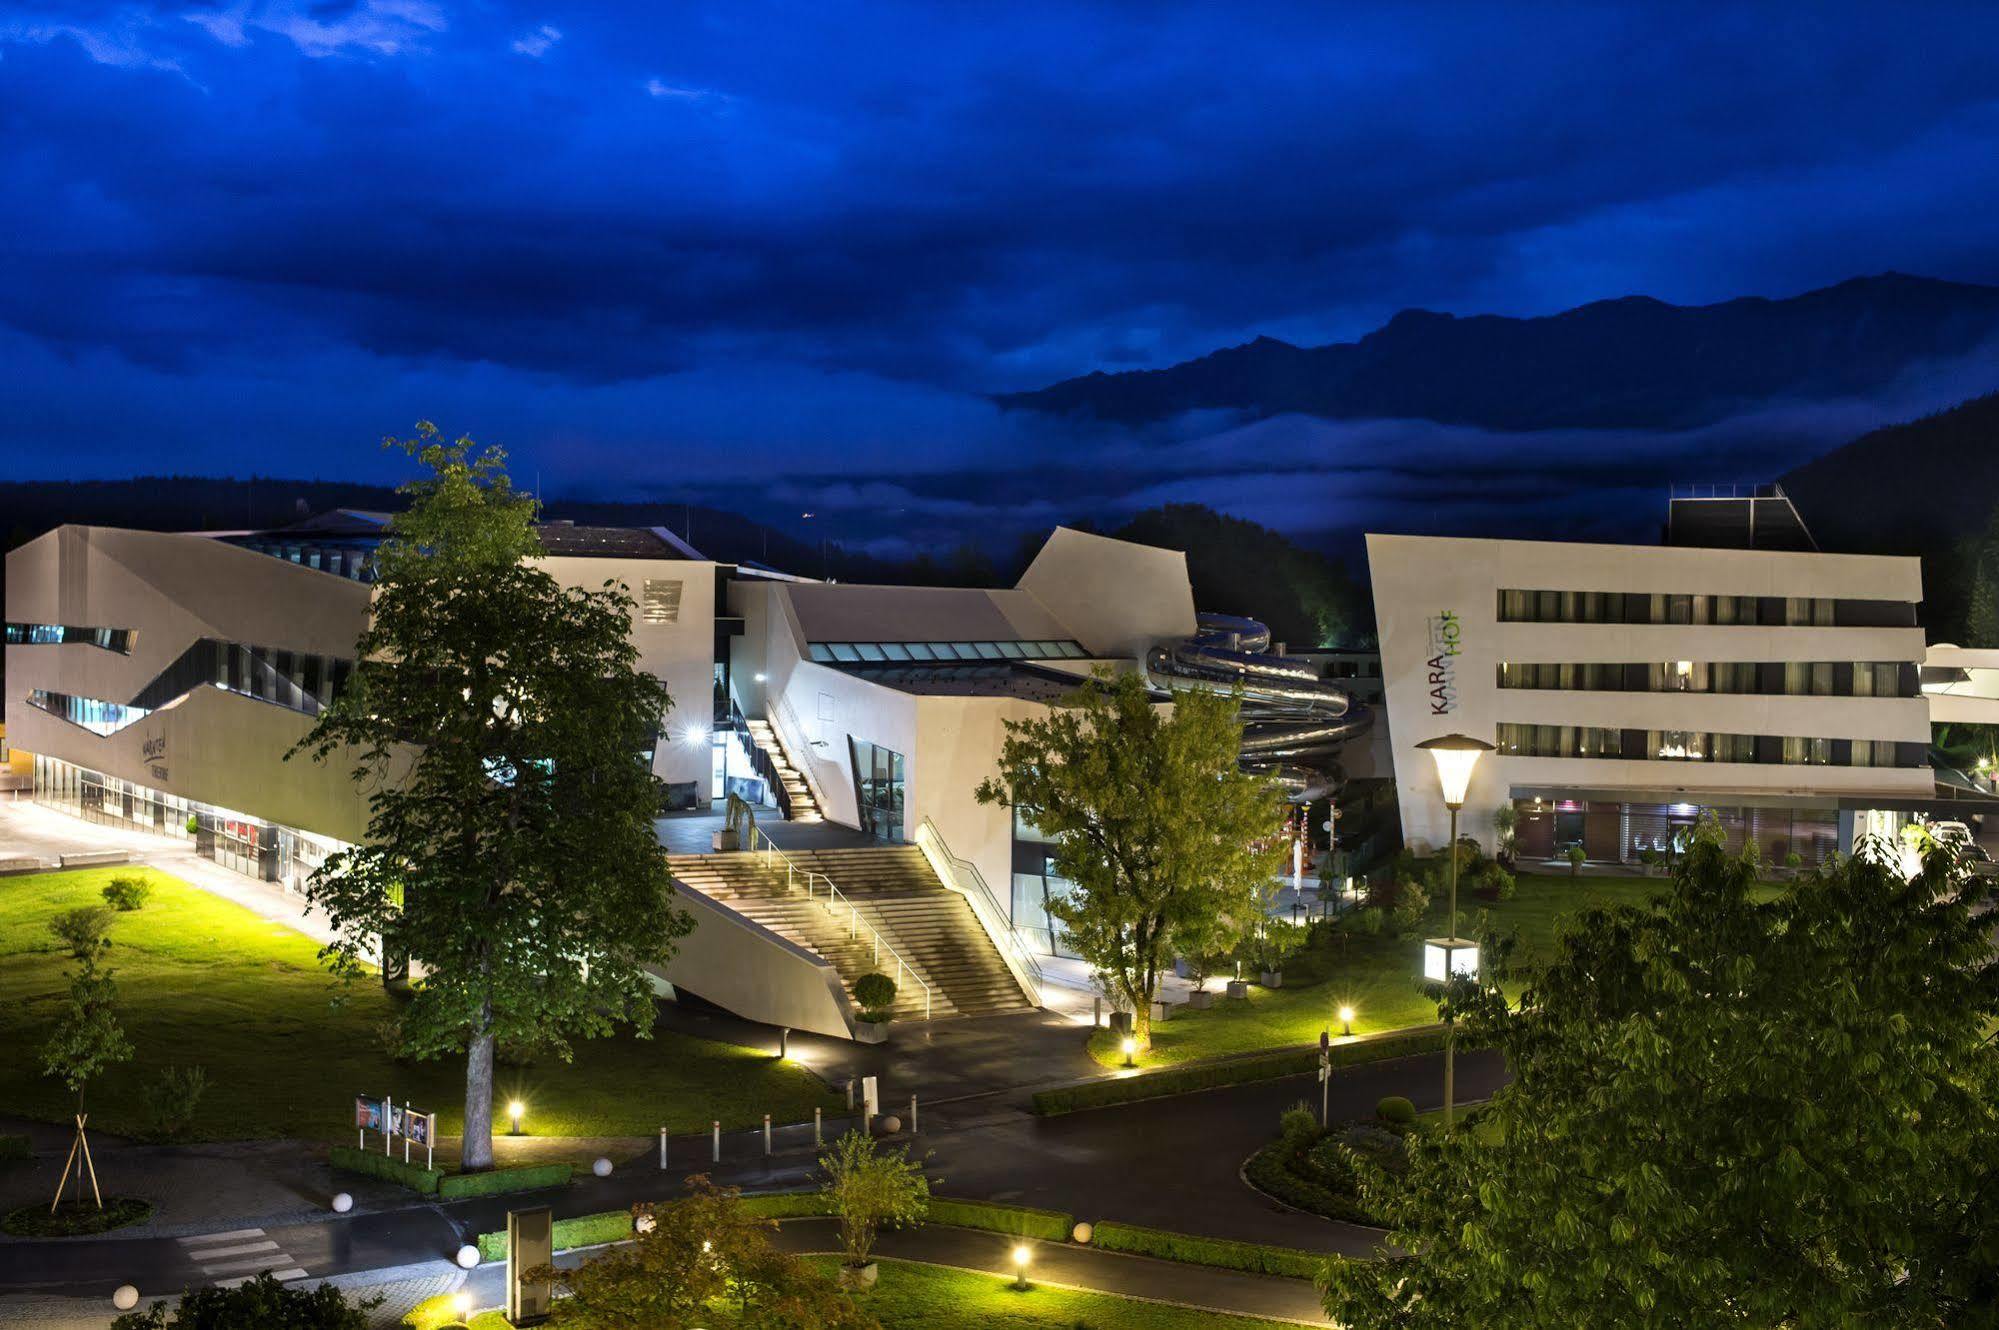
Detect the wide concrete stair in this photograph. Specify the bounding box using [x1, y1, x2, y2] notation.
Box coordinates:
[666, 845, 1033, 1022]
[743, 718, 821, 824]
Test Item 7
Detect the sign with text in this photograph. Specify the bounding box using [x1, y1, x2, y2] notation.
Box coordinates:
[1426, 611, 1462, 715]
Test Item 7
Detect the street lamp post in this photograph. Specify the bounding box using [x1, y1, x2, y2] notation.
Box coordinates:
[1416, 733, 1495, 1128]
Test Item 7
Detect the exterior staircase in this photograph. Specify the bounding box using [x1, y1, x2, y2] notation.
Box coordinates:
[743, 717, 821, 824]
[666, 845, 1033, 1022]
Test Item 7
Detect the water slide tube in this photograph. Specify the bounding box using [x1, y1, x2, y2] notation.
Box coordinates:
[1146, 613, 1370, 801]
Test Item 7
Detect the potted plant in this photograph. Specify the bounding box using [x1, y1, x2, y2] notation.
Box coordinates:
[851, 971, 896, 1043]
[1490, 804, 1518, 869]
[1784, 850, 1804, 878]
[1566, 844, 1586, 877]
[711, 792, 756, 852]
[1253, 918, 1304, 988]
[819, 1129, 929, 1291]
[1185, 953, 1219, 1009]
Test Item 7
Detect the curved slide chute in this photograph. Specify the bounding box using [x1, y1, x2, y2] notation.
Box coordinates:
[1147, 613, 1369, 801]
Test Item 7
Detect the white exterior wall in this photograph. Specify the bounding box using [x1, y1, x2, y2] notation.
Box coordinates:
[1368, 533, 1933, 853]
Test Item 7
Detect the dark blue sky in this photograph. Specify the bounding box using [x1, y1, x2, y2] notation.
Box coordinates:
[5, 2, 1999, 553]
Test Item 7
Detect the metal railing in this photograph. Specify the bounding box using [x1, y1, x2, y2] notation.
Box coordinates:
[749, 825, 933, 1022]
[729, 700, 792, 821]
[915, 816, 1044, 1007]
[768, 695, 833, 815]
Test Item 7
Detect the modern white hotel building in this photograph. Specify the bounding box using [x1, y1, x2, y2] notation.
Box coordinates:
[1370, 490, 1999, 865]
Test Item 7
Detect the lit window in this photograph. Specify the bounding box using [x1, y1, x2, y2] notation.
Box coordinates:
[641, 579, 683, 624]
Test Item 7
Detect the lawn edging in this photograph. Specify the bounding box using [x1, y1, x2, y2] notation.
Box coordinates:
[473, 1194, 1074, 1262]
[1032, 1026, 1447, 1116]
[332, 1147, 572, 1201]
[1088, 1220, 1335, 1280]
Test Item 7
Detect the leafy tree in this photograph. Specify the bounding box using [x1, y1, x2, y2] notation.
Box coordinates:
[113, 1273, 378, 1329]
[47, 905, 113, 962]
[41, 908, 131, 1148]
[1112, 504, 1369, 647]
[533, 1177, 875, 1329]
[975, 669, 1285, 1047]
[1323, 817, 1999, 1328]
[291, 425, 692, 1170]
[819, 1129, 930, 1270]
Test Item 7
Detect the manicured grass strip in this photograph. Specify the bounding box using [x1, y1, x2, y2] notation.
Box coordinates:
[1035, 1028, 1447, 1116]
[927, 1197, 1073, 1241]
[1089, 1221, 1334, 1281]
[330, 1144, 441, 1196]
[438, 1161, 573, 1200]
[477, 1208, 635, 1262]
[0, 867, 843, 1140]
[813, 1256, 1308, 1330]
[473, 1195, 1072, 1262]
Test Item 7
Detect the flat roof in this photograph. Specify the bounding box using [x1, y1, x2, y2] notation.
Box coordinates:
[784, 583, 1073, 644]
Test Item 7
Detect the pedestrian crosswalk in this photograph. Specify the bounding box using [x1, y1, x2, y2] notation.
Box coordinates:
[177, 1227, 308, 1286]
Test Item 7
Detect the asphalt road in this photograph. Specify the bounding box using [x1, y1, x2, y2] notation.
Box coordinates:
[0, 1045, 1506, 1299]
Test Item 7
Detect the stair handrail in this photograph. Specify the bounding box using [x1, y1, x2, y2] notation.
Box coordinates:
[915, 816, 1044, 1007]
[748, 825, 934, 1022]
[728, 700, 792, 820]
[768, 694, 833, 816]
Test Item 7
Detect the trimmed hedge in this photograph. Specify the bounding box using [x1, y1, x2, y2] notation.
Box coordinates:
[1089, 1220, 1333, 1280]
[330, 1145, 442, 1195]
[1242, 1139, 1381, 1227]
[438, 1162, 573, 1200]
[472, 1194, 1069, 1263]
[927, 1197, 1072, 1241]
[1033, 1028, 1448, 1116]
[331, 1148, 571, 1200]
[478, 1209, 634, 1263]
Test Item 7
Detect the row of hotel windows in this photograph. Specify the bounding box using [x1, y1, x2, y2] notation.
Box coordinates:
[5, 622, 134, 653]
[1496, 660, 1914, 697]
[1495, 722, 1923, 768]
[1496, 589, 1916, 628]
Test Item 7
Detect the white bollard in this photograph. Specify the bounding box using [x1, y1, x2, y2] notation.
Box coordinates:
[455, 1245, 481, 1269]
[909, 1094, 918, 1135]
[763, 1114, 772, 1156]
[814, 1106, 822, 1146]
[659, 1126, 668, 1170]
[711, 1120, 721, 1163]
[592, 1157, 612, 1178]
[330, 1192, 353, 1214]
[112, 1286, 140, 1311]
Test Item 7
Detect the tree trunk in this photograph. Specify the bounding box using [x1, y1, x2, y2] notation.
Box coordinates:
[463, 1022, 496, 1172]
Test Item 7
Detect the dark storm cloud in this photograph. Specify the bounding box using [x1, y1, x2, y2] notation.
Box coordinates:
[4, 0, 1999, 546]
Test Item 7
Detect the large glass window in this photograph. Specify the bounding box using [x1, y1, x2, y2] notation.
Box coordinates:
[847, 738, 906, 842]
[5, 622, 133, 652]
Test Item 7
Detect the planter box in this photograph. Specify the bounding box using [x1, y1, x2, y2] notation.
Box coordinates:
[851, 1019, 889, 1044]
[1148, 999, 1173, 1024]
[1258, 970, 1284, 989]
[1185, 989, 1214, 1010]
[1108, 1010, 1135, 1035]
[1225, 980, 1249, 1001]
[711, 829, 741, 852]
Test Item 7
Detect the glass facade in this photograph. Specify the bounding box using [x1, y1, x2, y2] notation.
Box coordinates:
[6, 622, 134, 652]
[1010, 809, 1080, 960]
[28, 689, 153, 736]
[847, 738, 907, 841]
[1496, 722, 1920, 768]
[1497, 589, 1913, 628]
[810, 640, 1088, 663]
[227, 537, 379, 582]
[1497, 660, 1910, 697]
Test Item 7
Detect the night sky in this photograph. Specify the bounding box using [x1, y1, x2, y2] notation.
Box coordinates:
[5, 2, 1999, 555]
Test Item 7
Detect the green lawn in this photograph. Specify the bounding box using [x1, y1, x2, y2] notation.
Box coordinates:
[410, 1261, 1308, 1330]
[813, 1258, 1308, 1330]
[0, 867, 842, 1141]
[1091, 872, 1676, 1069]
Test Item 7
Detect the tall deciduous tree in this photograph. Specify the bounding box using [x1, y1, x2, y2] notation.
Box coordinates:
[975, 670, 1285, 1048]
[1323, 817, 1999, 1327]
[292, 425, 691, 1170]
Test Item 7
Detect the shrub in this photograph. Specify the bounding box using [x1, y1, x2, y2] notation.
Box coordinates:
[1032, 1028, 1449, 1115]
[6, 1196, 155, 1237]
[1278, 1101, 1319, 1148]
[1472, 861, 1515, 902]
[437, 1162, 573, 1200]
[141, 1065, 208, 1141]
[1330, 1123, 1410, 1177]
[1343, 905, 1385, 936]
[0, 1134, 30, 1164]
[1389, 879, 1429, 935]
[329, 1145, 442, 1196]
[926, 1197, 1072, 1241]
[1785, 851, 1804, 870]
[852, 972, 897, 1023]
[819, 1129, 929, 1268]
[112, 1272, 378, 1329]
[1566, 844, 1586, 876]
[1090, 1221, 1333, 1280]
[1376, 1095, 1416, 1126]
[101, 875, 151, 911]
[47, 905, 114, 960]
